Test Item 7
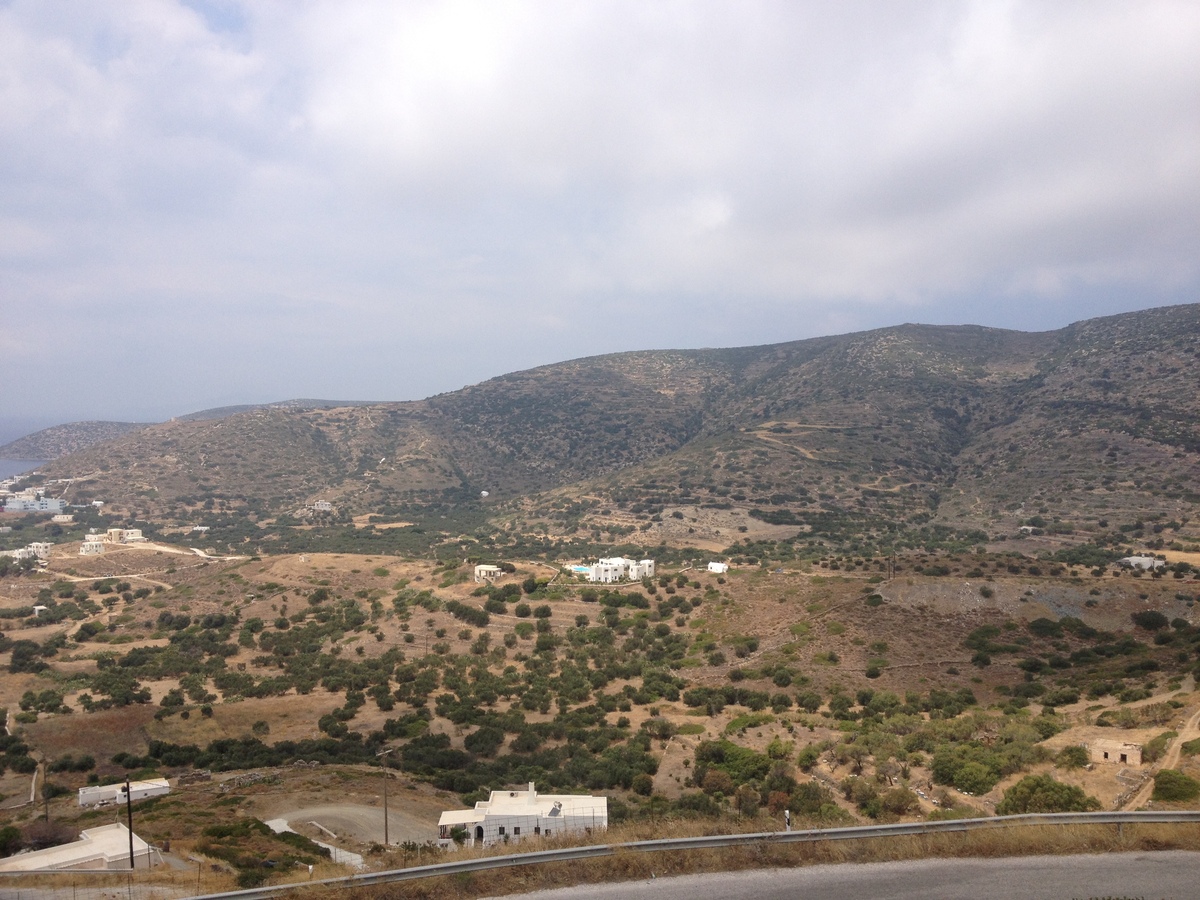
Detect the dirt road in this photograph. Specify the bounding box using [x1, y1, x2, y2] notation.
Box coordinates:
[1122, 705, 1200, 810]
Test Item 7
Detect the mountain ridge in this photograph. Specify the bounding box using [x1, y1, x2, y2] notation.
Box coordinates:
[23, 303, 1200, 556]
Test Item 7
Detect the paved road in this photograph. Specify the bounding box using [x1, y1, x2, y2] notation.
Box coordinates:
[485, 851, 1200, 900]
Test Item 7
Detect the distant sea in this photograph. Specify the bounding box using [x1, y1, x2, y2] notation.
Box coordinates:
[0, 460, 48, 480]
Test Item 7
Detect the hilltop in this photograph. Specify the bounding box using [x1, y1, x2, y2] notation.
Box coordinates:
[26, 303, 1199, 559]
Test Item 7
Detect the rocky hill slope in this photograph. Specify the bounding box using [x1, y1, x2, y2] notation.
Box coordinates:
[33, 303, 1200, 552]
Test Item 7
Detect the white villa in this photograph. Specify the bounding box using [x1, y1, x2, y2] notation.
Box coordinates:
[584, 557, 655, 584]
[437, 783, 607, 849]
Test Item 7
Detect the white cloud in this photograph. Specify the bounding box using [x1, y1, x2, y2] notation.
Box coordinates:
[0, 0, 1197, 422]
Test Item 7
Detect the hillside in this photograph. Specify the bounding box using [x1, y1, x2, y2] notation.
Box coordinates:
[0, 420, 152, 459]
[29, 303, 1200, 557]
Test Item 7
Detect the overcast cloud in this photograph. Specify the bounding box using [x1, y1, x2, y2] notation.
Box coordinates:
[1, 0, 1197, 432]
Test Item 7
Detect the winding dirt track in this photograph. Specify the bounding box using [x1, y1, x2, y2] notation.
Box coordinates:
[1122, 706, 1200, 810]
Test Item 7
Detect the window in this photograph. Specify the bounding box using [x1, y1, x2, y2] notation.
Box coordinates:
[534, 826, 541, 835]
[513, 827, 521, 836]
[498, 826, 506, 836]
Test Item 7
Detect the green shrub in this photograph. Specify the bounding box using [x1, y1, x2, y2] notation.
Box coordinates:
[1152, 769, 1200, 802]
[996, 775, 1100, 814]
[1055, 745, 1089, 770]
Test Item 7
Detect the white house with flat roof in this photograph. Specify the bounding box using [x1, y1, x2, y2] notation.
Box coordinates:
[707, 561, 729, 574]
[437, 783, 607, 849]
[1118, 556, 1166, 571]
[78, 778, 170, 808]
[0, 823, 159, 871]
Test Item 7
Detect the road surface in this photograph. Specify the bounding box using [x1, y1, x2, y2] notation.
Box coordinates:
[484, 851, 1200, 900]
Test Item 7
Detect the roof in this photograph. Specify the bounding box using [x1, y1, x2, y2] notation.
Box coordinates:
[437, 809, 486, 827]
[0, 824, 149, 872]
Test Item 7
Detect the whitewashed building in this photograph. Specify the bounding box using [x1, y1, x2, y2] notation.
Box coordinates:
[585, 557, 655, 583]
[80, 537, 105, 555]
[78, 778, 170, 808]
[707, 561, 730, 574]
[437, 783, 607, 849]
[1118, 556, 1166, 571]
[3, 491, 65, 513]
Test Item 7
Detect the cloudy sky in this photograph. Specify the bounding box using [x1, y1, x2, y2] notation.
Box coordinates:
[1, 0, 1198, 437]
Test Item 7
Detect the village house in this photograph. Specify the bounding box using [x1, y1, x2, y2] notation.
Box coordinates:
[437, 783, 607, 849]
[474, 564, 503, 583]
[707, 561, 730, 574]
[0, 541, 52, 563]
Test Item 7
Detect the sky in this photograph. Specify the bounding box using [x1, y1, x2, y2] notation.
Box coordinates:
[1, 0, 1198, 439]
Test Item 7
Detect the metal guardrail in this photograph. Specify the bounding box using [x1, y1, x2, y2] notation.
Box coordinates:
[181, 810, 1200, 900]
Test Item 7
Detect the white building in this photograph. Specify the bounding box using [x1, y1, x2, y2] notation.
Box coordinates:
[1118, 556, 1166, 571]
[474, 564, 503, 583]
[707, 561, 730, 574]
[51, 514, 74, 524]
[27, 542, 52, 559]
[585, 557, 655, 583]
[437, 783, 607, 849]
[0, 823, 159, 872]
[312, 500, 333, 512]
[80, 538, 105, 556]
[3, 491, 65, 513]
[78, 778, 170, 808]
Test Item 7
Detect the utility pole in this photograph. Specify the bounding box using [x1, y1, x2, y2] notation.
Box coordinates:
[376, 747, 398, 846]
[125, 777, 135, 869]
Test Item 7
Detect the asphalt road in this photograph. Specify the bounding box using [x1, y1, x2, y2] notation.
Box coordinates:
[485, 851, 1200, 900]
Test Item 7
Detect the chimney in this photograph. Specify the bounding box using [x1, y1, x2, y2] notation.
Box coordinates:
[528, 782, 536, 800]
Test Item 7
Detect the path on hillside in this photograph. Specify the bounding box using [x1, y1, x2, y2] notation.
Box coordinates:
[1123, 705, 1200, 810]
